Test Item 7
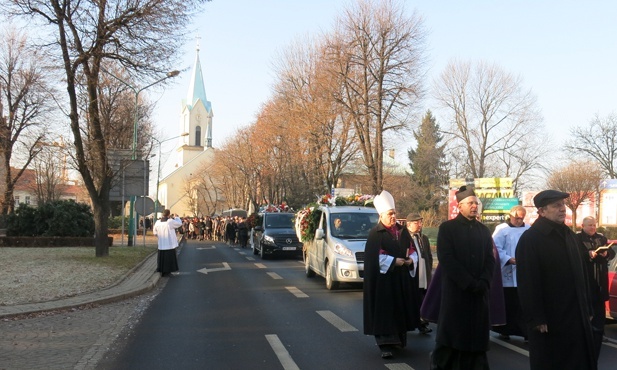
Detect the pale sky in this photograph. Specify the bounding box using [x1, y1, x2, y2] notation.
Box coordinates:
[151, 0, 617, 162]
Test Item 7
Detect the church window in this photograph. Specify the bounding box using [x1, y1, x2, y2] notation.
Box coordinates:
[195, 126, 201, 146]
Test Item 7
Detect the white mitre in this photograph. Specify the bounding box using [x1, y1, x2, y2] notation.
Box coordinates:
[373, 190, 395, 215]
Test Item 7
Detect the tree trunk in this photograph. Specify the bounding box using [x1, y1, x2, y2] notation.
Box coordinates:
[92, 197, 111, 257]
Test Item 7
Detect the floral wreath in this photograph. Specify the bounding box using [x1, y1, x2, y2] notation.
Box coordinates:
[295, 194, 375, 242]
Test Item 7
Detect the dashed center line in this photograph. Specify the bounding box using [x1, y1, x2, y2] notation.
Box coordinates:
[386, 364, 415, 370]
[489, 335, 529, 356]
[285, 286, 308, 298]
[265, 334, 300, 370]
[316, 310, 358, 332]
[254, 263, 267, 269]
[246, 257, 255, 261]
[267, 272, 283, 279]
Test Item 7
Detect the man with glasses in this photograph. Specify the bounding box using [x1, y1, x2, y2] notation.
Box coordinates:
[431, 186, 494, 370]
[516, 190, 596, 370]
[363, 190, 419, 359]
[491, 205, 530, 341]
[576, 216, 615, 362]
[406, 213, 433, 334]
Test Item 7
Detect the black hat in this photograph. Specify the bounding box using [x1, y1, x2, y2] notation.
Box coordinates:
[455, 186, 476, 202]
[406, 213, 423, 222]
[533, 190, 569, 208]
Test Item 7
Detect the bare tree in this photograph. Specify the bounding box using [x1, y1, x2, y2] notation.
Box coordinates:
[326, 0, 427, 194]
[31, 143, 68, 204]
[434, 59, 545, 188]
[546, 161, 603, 230]
[0, 26, 53, 215]
[566, 113, 617, 178]
[4, 0, 209, 256]
[272, 37, 359, 194]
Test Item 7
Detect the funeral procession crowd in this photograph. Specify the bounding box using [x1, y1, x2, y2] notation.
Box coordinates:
[361, 188, 614, 370]
[150, 186, 615, 370]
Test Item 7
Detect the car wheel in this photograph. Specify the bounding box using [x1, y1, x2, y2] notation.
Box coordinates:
[260, 243, 267, 259]
[304, 252, 315, 278]
[325, 260, 339, 290]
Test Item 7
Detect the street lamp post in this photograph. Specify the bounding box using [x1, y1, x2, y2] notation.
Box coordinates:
[153, 133, 189, 219]
[104, 69, 180, 246]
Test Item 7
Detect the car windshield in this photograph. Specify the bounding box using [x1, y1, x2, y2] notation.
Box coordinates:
[330, 212, 378, 239]
[265, 213, 295, 228]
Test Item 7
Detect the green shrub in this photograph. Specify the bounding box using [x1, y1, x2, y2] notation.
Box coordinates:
[108, 215, 129, 229]
[6, 200, 95, 237]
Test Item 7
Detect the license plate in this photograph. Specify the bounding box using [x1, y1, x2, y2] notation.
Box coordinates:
[282, 247, 296, 251]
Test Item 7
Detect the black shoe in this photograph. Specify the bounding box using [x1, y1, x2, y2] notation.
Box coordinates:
[381, 351, 393, 359]
[419, 325, 433, 334]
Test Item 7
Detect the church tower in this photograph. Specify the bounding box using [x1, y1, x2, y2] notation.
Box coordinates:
[176, 41, 213, 166]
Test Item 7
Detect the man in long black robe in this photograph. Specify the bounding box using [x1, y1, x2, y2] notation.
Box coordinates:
[516, 190, 596, 370]
[577, 216, 616, 361]
[363, 190, 420, 359]
[431, 186, 494, 370]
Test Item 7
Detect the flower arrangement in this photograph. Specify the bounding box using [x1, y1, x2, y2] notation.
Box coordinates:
[295, 203, 322, 242]
[295, 194, 375, 242]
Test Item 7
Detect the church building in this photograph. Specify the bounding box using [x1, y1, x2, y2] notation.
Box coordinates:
[156, 44, 215, 217]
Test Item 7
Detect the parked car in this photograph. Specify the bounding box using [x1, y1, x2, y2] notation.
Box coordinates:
[607, 240, 617, 319]
[251, 212, 303, 259]
[301, 205, 379, 290]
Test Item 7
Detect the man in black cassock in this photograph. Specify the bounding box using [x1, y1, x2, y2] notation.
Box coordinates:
[363, 190, 420, 359]
[577, 216, 616, 361]
[431, 186, 494, 370]
[516, 190, 596, 370]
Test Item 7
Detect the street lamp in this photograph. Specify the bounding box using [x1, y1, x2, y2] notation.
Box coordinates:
[104, 68, 181, 246]
[152, 133, 189, 219]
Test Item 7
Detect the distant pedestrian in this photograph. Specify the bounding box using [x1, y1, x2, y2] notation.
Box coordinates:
[237, 217, 249, 248]
[153, 209, 182, 277]
[516, 190, 596, 370]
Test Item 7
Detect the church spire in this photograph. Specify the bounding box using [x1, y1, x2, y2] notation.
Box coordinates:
[186, 39, 209, 110]
[182, 37, 212, 148]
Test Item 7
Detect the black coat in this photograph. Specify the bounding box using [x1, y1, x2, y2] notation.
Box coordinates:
[435, 213, 495, 352]
[516, 216, 596, 370]
[363, 222, 420, 335]
[401, 231, 433, 287]
[576, 231, 615, 302]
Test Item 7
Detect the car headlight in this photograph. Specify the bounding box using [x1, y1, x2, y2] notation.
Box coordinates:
[263, 235, 275, 244]
[333, 243, 353, 257]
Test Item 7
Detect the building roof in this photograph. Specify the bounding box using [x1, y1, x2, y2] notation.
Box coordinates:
[183, 44, 212, 114]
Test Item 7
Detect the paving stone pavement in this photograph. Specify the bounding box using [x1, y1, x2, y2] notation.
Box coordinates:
[0, 246, 177, 370]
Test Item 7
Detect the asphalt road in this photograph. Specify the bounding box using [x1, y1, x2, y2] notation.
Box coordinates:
[95, 239, 617, 370]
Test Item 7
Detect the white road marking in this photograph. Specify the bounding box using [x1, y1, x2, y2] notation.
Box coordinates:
[603, 341, 617, 349]
[246, 257, 255, 261]
[238, 251, 246, 255]
[267, 272, 283, 279]
[265, 334, 300, 370]
[255, 263, 267, 269]
[196, 246, 216, 250]
[386, 364, 415, 370]
[196, 262, 231, 274]
[316, 310, 358, 332]
[286, 286, 308, 298]
[489, 335, 529, 356]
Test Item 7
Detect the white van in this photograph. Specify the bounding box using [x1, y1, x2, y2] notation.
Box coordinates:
[302, 205, 379, 289]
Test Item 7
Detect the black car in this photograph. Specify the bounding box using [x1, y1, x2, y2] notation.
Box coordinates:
[251, 213, 303, 259]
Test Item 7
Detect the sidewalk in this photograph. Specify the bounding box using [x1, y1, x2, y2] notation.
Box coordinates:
[0, 249, 161, 319]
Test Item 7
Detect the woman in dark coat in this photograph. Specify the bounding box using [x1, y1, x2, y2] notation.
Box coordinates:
[363, 191, 419, 359]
